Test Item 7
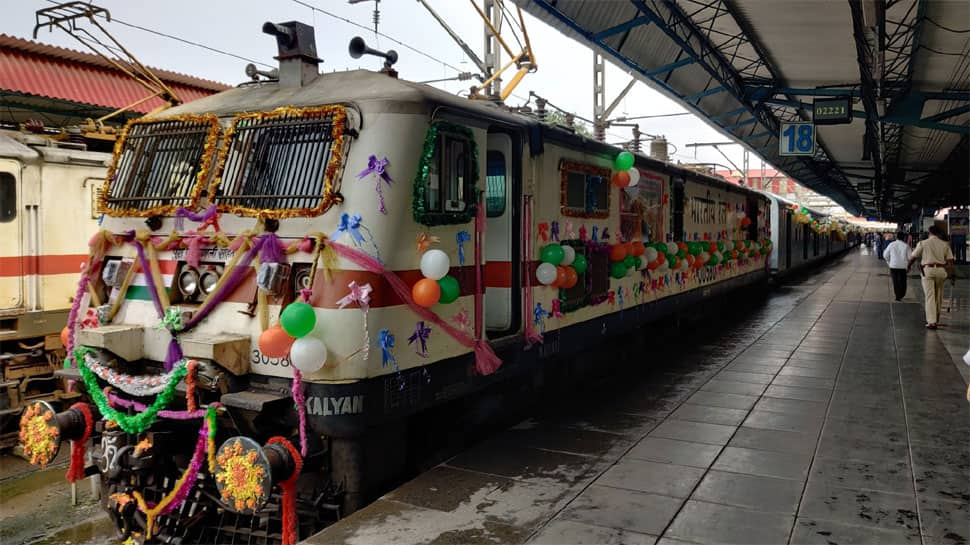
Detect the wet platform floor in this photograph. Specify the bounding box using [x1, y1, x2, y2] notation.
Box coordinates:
[308, 249, 969, 545]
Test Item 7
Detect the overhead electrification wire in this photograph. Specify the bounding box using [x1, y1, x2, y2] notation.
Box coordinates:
[290, 0, 465, 74]
[41, 0, 274, 69]
[924, 16, 970, 34]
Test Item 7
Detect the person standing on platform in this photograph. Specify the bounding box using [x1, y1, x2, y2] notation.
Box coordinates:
[908, 225, 955, 329]
[883, 232, 912, 301]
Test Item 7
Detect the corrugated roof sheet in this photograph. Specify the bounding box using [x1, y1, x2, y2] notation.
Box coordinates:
[0, 34, 229, 113]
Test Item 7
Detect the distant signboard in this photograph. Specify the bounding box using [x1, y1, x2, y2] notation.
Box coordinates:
[779, 123, 815, 156]
[813, 98, 852, 125]
[949, 209, 969, 236]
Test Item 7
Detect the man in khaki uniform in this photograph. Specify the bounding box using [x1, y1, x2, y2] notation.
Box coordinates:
[908, 225, 955, 329]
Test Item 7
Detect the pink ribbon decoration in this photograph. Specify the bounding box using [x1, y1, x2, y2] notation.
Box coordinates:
[608, 290, 615, 306]
[452, 309, 470, 331]
[336, 281, 373, 360]
[357, 155, 394, 214]
[182, 234, 211, 269]
[565, 221, 576, 240]
[579, 225, 588, 241]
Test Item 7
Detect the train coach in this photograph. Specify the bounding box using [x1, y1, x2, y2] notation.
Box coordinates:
[763, 193, 857, 276]
[18, 20, 789, 544]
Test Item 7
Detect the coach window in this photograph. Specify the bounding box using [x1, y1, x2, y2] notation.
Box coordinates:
[416, 121, 479, 226]
[0, 173, 14, 223]
[485, 150, 506, 217]
[560, 160, 610, 218]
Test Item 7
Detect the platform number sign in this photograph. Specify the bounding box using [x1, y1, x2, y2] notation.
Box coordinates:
[779, 123, 815, 157]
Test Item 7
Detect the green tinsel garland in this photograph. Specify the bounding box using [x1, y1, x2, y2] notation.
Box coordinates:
[75, 346, 188, 435]
[412, 120, 480, 226]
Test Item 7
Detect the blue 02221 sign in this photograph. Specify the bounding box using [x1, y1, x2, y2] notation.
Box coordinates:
[779, 123, 816, 156]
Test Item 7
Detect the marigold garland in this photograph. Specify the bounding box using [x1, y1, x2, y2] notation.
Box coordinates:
[99, 114, 221, 218]
[18, 403, 58, 467]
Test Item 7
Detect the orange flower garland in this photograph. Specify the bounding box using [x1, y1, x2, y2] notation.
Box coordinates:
[18, 403, 58, 467]
[215, 439, 267, 512]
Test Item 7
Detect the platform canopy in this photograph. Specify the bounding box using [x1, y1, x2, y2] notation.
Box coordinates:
[515, 0, 969, 220]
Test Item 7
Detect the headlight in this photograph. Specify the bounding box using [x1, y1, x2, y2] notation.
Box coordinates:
[177, 268, 199, 297]
[199, 270, 220, 294]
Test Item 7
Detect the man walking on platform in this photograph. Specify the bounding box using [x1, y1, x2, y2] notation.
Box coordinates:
[908, 225, 955, 329]
[883, 232, 912, 301]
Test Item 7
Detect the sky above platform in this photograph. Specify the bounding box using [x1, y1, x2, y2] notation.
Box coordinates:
[3, 0, 762, 170]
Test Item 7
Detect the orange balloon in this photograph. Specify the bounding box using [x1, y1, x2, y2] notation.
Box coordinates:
[563, 267, 579, 288]
[630, 241, 645, 256]
[656, 251, 666, 263]
[609, 244, 628, 262]
[611, 171, 631, 188]
[647, 260, 659, 271]
[59, 326, 70, 348]
[731, 250, 739, 259]
[259, 325, 295, 358]
[677, 242, 688, 252]
[555, 266, 569, 287]
[708, 241, 718, 253]
[412, 278, 441, 307]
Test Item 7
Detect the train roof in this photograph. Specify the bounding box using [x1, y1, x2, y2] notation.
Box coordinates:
[0, 130, 111, 165]
[160, 69, 767, 202]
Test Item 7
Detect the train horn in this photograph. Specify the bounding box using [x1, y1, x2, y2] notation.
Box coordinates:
[348, 36, 398, 69]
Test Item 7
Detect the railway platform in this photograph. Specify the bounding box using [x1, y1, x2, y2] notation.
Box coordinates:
[306, 248, 969, 545]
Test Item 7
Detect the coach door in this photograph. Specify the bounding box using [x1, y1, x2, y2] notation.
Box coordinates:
[0, 160, 24, 311]
[484, 131, 520, 337]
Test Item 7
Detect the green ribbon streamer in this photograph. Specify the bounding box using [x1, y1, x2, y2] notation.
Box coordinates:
[75, 346, 188, 435]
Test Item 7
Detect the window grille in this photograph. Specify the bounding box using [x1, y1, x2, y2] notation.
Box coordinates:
[102, 115, 219, 216]
[213, 106, 347, 216]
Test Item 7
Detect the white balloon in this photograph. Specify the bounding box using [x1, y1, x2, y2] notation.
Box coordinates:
[560, 244, 576, 266]
[290, 336, 327, 373]
[626, 168, 641, 187]
[665, 241, 678, 255]
[644, 247, 658, 263]
[420, 249, 450, 280]
[536, 262, 558, 285]
[700, 251, 710, 263]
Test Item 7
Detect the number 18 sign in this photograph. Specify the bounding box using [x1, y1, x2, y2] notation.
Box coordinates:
[779, 123, 816, 156]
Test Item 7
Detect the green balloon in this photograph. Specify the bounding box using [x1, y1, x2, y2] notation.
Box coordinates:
[689, 243, 702, 256]
[716, 241, 725, 252]
[744, 240, 752, 248]
[540, 244, 564, 266]
[615, 151, 635, 171]
[633, 256, 643, 269]
[708, 254, 719, 266]
[572, 255, 588, 275]
[280, 302, 316, 338]
[623, 255, 635, 269]
[677, 249, 686, 259]
[610, 261, 628, 279]
[437, 275, 460, 304]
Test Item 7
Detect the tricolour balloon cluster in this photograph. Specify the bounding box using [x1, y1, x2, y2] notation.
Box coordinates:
[259, 302, 328, 373]
[610, 151, 641, 189]
[414, 249, 460, 307]
[536, 243, 585, 289]
[607, 241, 645, 278]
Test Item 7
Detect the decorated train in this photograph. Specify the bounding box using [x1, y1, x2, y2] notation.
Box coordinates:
[762, 193, 859, 276]
[0, 129, 109, 446]
[16, 20, 852, 544]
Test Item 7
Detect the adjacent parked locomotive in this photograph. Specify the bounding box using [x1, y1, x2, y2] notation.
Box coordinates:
[17, 21, 849, 544]
[0, 130, 108, 446]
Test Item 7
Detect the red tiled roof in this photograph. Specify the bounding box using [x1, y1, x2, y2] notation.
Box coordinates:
[0, 34, 229, 113]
